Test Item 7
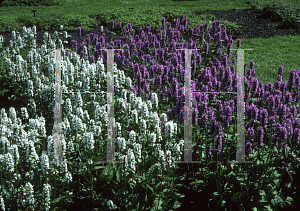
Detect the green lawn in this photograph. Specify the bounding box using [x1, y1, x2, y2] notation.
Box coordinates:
[1, 0, 300, 86]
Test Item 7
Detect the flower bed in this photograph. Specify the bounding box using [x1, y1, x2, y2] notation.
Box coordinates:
[0, 13, 300, 210]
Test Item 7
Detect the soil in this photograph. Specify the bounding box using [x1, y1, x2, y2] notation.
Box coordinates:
[1, 8, 300, 50]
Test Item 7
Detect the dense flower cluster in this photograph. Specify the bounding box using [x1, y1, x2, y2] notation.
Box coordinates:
[1, 12, 300, 210]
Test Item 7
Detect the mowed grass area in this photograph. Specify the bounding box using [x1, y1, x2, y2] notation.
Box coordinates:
[1, 0, 300, 86]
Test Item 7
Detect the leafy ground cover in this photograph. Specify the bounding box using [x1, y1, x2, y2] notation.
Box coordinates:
[0, 0, 300, 210]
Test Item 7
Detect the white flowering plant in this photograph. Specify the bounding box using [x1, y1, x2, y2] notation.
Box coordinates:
[1, 6, 300, 210]
[0, 24, 188, 210]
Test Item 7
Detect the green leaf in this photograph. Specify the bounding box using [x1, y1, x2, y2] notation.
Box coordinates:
[273, 179, 280, 188]
[163, 188, 169, 193]
[147, 184, 154, 193]
[264, 205, 273, 211]
[287, 171, 293, 183]
[153, 197, 163, 210]
[271, 199, 276, 206]
[174, 192, 185, 198]
[285, 196, 293, 205]
[213, 192, 219, 196]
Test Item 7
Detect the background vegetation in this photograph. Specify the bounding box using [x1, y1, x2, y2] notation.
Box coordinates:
[1, 0, 300, 88]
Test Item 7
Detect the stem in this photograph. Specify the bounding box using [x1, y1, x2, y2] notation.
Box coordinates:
[61, 182, 64, 210]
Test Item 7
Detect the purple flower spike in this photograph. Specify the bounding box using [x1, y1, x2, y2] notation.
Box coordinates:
[77, 27, 81, 37]
[284, 92, 293, 105]
[288, 69, 297, 89]
[90, 56, 95, 63]
[162, 17, 166, 30]
[237, 38, 241, 48]
[280, 82, 287, 94]
[250, 60, 254, 70]
[80, 50, 84, 59]
[278, 65, 283, 75]
[290, 105, 297, 117]
[180, 14, 184, 22]
[227, 43, 232, 55]
[215, 134, 223, 154]
[184, 17, 188, 28]
[206, 33, 211, 43]
[116, 22, 122, 30]
[204, 42, 209, 55]
[110, 19, 114, 29]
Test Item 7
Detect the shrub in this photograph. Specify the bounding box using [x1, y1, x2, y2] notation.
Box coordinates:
[28, 14, 97, 31]
[251, 0, 298, 23]
[0, 15, 24, 33]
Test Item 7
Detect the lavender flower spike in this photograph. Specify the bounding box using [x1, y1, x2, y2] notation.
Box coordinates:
[77, 27, 81, 37]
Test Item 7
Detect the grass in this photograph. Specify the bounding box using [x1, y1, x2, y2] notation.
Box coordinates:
[0, 0, 300, 87]
[227, 34, 300, 86]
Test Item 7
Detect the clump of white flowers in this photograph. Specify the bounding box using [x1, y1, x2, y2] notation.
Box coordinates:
[134, 97, 143, 111]
[151, 93, 158, 110]
[28, 99, 36, 115]
[9, 144, 19, 165]
[26, 140, 39, 168]
[4, 152, 14, 173]
[151, 112, 160, 128]
[128, 130, 136, 145]
[160, 113, 168, 126]
[76, 107, 84, 120]
[8, 107, 17, 123]
[116, 137, 126, 157]
[173, 140, 184, 161]
[40, 151, 50, 174]
[129, 92, 136, 105]
[131, 109, 138, 125]
[146, 100, 152, 112]
[124, 148, 136, 177]
[47, 136, 54, 159]
[133, 142, 142, 163]
[20, 107, 29, 121]
[165, 121, 175, 139]
[141, 102, 149, 120]
[125, 76, 132, 88]
[117, 98, 126, 115]
[42, 184, 51, 211]
[0, 195, 4, 211]
[164, 150, 175, 169]
[148, 132, 156, 147]
[94, 125, 102, 137]
[17, 182, 36, 210]
[82, 132, 95, 150]
[139, 119, 147, 136]
[115, 122, 122, 137]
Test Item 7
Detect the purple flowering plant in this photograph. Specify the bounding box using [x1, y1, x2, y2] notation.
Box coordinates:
[1, 7, 300, 211]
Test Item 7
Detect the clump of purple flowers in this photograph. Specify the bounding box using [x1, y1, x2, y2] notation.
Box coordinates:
[68, 16, 300, 161]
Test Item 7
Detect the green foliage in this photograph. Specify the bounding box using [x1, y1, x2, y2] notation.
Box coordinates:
[28, 13, 97, 31]
[0, 15, 24, 33]
[251, 0, 299, 25]
[0, 0, 58, 7]
[97, 7, 241, 36]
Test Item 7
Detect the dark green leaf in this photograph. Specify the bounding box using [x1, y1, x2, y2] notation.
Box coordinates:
[287, 171, 293, 183]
